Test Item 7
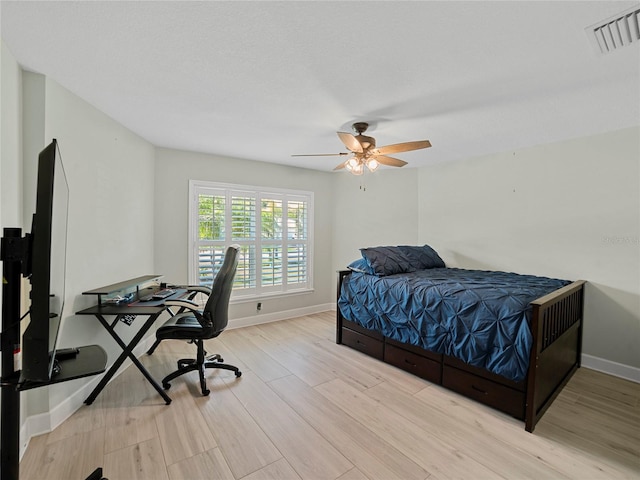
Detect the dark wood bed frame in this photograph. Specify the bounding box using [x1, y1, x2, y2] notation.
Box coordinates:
[336, 270, 586, 432]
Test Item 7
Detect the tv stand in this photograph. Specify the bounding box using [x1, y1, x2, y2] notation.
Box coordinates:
[17, 345, 107, 391]
[1, 227, 108, 480]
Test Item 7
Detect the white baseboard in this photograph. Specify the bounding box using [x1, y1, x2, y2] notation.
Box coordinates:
[20, 410, 50, 457]
[19, 375, 103, 458]
[228, 302, 335, 329]
[581, 353, 640, 383]
[19, 333, 158, 459]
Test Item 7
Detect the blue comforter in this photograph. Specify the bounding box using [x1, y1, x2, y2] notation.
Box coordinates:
[338, 268, 570, 382]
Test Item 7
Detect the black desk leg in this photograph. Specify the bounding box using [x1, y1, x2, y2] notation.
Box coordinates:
[84, 314, 172, 405]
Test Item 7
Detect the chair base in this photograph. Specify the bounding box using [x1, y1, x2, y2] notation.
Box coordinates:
[161, 353, 241, 396]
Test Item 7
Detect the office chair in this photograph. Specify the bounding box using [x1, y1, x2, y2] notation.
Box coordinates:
[152, 245, 241, 396]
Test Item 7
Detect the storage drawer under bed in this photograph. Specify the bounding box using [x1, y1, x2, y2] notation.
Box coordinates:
[341, 327, 384, 359]
[384, 343, 442, 383]
[442, 364, 525, 419]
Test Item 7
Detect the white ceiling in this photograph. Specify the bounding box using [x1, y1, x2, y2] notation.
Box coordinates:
[2, 1, 639, 172]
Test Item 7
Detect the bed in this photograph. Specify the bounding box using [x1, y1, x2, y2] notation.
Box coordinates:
[336, 245, 585, 432]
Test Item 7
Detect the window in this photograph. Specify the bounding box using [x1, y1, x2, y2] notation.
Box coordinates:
[189, 180, 313, 300]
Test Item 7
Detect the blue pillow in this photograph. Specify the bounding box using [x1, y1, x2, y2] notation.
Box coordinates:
[398, 245, 445, 269]
[347, 258, 375, 275]
[360, 246, 416, 276]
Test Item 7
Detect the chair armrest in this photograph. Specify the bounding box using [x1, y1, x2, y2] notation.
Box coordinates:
[164, 299, 200, 312]
[185, 285, 211, 294]
[181, 286, 212, 301]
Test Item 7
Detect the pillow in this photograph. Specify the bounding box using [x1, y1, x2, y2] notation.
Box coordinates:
[398, 245, 445, 269]
[359, 246, 416, 276]
[347, 258, 375, 275]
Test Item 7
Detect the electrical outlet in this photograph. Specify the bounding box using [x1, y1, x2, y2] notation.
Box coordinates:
[257, 302, 262, 311]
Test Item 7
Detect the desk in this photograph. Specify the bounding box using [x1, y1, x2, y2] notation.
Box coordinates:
[77, 277, 190, 405]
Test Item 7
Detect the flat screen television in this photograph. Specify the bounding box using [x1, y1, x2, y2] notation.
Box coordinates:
[20, 139, 69, 383]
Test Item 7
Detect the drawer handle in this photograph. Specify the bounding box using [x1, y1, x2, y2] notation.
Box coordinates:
[356, 340, 366, 346]
[471, 384, 488, 395]
[404, 359, 417, 368]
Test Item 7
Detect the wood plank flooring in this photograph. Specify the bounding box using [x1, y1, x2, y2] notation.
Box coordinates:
[20, 312, 640, 479]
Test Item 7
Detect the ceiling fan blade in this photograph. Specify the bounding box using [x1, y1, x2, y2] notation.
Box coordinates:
[372, 140, 431, 156]
[374, 155, 408, 167]
[337, 132, 363, 153]
[333, 161, 347, 171]
[291, 152, 350, 157]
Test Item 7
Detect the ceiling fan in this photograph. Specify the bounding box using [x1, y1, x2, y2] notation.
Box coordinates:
[292, 122, 431, 175]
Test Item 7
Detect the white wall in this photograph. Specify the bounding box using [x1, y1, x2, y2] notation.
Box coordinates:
[19, 73, 157, 423]
[154, 147, 335, 323]
[1, 40, 23, 227]
[417, 127, 640, 371]
[331, 168, 420, 270]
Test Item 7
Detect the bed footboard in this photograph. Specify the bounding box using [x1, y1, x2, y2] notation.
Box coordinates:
[525, 280, 586, 432]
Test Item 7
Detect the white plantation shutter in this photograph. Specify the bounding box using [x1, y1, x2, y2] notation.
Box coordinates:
[231, 194, 256, 241]
[189, 181, 313, 299]
[287, 243, 307, 285]
[286, 198, 308, 286]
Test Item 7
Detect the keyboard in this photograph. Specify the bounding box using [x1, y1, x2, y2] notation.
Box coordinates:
[152, 288, 176, 300]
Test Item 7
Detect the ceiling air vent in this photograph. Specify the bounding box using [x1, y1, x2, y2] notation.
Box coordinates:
[586, 4, 640, 54]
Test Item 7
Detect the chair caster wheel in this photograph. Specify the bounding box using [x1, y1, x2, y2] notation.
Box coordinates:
[202, 389, 210, 396]
[163, 383, 171, 390]
[218, 357, 224, 363]
[235, 371, 242, 378]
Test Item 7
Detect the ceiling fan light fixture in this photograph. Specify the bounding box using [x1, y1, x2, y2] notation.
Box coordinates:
[292, 121, 431, 174]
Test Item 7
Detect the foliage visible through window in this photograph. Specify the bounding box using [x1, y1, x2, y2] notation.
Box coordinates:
[190, 181, 313, 299]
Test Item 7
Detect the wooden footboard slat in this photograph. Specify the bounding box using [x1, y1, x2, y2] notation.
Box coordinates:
[525, 280, 585, 432]
[536, 281, 585, 351]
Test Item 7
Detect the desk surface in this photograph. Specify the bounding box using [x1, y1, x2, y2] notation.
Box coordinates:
[76, 287, 188, 316]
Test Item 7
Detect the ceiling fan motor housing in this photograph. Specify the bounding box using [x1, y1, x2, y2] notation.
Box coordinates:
[352, 122, 369, 134]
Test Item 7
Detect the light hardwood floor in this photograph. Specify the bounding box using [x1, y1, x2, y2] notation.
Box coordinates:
[20, 311, 640, 479]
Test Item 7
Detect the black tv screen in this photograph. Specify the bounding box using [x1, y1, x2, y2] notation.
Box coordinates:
[20, 139, 69, 383]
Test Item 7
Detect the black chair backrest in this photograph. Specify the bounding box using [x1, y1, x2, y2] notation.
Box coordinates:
[201, 245, 239, 335]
